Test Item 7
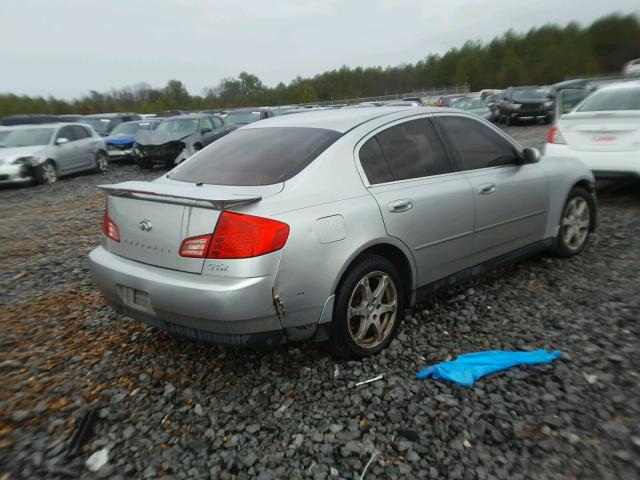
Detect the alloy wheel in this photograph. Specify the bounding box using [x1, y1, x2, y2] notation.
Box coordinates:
[41, 163, 57, 184]
[95, 152, 108, 172]
[347, 271, 398, 349]
[562, 197, 590, 251]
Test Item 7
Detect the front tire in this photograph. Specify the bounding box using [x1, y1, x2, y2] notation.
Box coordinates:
[551, 186, 595, 257]
[328, 255, 405, 359]
[34, 161, 57, 185]
[94, 151, 108, 173]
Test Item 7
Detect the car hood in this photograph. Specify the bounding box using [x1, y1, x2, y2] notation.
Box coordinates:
[513, 98, 547, 104]
[0, 145, 45, 164]
[105, 134, 135, 145]
[136, 131, 194, 146]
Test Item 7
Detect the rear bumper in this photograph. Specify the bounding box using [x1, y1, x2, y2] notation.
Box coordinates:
[544, 144, 640, 178]
[88, 246, 287, 345]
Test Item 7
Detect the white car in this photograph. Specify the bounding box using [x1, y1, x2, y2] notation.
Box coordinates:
[623, 58, 640, 76]
[545, 81, 640, 180]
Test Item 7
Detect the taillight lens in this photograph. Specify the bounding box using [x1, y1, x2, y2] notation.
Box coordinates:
[178, 211, 289, 259]
[102, 199, 120, 242]
[547, 125, 566, 144]
[179, 234, 211, 258]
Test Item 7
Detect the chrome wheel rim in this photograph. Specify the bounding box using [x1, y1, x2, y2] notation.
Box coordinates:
[42, 163, 57, 184]
[347, 271, 398, 349]
[562, 197, 590, 251]
[96, 152, 108, 172]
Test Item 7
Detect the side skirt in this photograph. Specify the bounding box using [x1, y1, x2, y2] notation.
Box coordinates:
[413, 238, 554, 305]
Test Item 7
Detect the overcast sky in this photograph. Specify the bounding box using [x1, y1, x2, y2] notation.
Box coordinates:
[1, 0, 637, 99]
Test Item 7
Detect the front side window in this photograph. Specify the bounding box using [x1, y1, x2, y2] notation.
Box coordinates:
[436, 116, 519, 170]
[374, 118, 452, 181]
[71, 125, 90, 139]
[200, 117, 214, 131]
[170, 127, 341, 186]
[58, 126, 77, 142]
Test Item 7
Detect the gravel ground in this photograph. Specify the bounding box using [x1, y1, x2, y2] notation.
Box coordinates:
[1, 126, 639, 480]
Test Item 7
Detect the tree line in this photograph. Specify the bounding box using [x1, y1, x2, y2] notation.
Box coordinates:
[1, 13, 638, 116]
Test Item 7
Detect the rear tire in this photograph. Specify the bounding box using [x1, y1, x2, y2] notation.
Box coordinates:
[551, 186, 595, 257]
[327, 255, 405, 359]
[33, 161, 57, 185]
[505, 113, 512, 126]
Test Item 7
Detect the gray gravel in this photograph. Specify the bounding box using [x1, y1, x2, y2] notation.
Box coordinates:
[1, 127, 639, 480]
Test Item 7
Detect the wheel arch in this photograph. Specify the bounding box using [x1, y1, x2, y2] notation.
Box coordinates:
[331, 238, 417, 305]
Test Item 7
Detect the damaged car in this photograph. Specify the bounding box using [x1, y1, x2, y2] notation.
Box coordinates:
[89, 107, 596, 358]
[0, 123, 107, 185]
[134, 114, 233, 169]
[105, 119, 163, 162]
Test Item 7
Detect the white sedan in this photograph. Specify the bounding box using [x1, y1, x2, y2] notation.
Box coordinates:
[545, 81, 640, 180]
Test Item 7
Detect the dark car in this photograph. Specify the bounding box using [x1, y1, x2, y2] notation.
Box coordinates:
[104, 119, 163, 162]
[134, 114, 234, 169]
[497, 86, 553, 125]
[78, 113, 143, 136]
[0, 114, 60, 126]
[224, 108, 273, 126]
[57, 115, 85, 122]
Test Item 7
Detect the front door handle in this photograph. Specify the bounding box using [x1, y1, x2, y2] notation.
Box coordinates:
[387, 199, 413, 213]
[478, 183, 496, 195]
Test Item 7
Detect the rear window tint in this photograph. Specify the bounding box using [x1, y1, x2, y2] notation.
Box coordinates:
[169, 127, 341, 186]
[577, 87, 640, 112]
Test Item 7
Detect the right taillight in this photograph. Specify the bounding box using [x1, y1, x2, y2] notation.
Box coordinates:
[547, 125, 566, 144]
[178, 211, 289, 259]
[102, 199, 120, 243]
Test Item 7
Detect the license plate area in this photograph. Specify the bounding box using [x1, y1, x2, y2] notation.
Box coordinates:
[117, 284, 154, 313]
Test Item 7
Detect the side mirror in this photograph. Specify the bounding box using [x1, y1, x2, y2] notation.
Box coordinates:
[56, 137, 69, 145]
[201, 128, 212, 134]
[522, 147, 541, 164]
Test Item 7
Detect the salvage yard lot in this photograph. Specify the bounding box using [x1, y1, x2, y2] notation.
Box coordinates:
[1, 125, 639, 479]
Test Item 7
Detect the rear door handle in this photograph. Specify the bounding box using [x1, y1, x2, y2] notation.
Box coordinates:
[387, 199, 413, 212]
[478, 184, 496, 195]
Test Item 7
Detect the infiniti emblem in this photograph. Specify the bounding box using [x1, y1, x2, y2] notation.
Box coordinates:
[138, 220, 152, 232]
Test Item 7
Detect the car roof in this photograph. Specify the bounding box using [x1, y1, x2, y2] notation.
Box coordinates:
[86, 113, 138, 117]
[598, 80, 640, 91]
[165, 113, 219, 120]
[243, 106, 442, 133]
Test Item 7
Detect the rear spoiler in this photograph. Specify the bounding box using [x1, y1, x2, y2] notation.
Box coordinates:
[98, 181, 261, 209]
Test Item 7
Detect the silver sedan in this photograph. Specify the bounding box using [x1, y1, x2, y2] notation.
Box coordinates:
[0, 123, 107, 185]
[89, 107, 596, 358]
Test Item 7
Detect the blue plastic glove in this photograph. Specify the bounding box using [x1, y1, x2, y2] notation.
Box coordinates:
[416, 349, 561, 387]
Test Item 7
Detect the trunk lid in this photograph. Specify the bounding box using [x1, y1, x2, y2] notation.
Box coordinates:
[100, 180, 281, 273]
[558, 111, 640, 152]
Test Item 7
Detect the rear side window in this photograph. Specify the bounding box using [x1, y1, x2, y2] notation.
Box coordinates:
[170, 127, 341, 186]
[359, 137, 393, 184]
[576, 87, 640, 112]
[436, 116, 518, 170]
[375, 118, 452, 181]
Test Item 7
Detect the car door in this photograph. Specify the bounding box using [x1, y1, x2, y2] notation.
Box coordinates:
[71, 125, 95, 168]
[434, 114, 549, 264]
[201, 116, 227, 146]
[53, 126, 81, 173]
[357, 117, 476, 286]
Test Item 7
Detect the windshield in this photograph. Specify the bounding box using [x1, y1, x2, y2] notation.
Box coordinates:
[512, 88, 547, 101]
[576, 87, 640, 112]
[0, 128, 53, 147]
[451, 98, 487, 110]
[111, 121, 154, 135]
[170, 127, 341, 186]
[155, 119, 198, 134]
[225, 111, 262, 125]
[80, 117, 113, 134]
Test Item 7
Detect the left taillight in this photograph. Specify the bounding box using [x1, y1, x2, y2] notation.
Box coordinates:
[178, 211, 289, 259]
[102, 199, 120, 243]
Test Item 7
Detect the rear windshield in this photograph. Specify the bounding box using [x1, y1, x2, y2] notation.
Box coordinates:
[169, 127, 341, 186]
[576, 87, 640, 112]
